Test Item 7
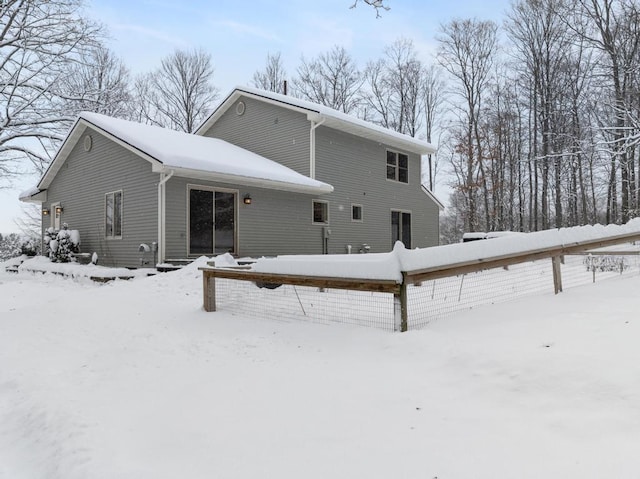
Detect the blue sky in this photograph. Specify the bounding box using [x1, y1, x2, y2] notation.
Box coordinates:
[1, 0, 511, 235]
[90, 0, 511, 88]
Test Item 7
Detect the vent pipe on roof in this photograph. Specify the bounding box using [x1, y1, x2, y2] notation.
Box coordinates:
[283, 80, 287, 96]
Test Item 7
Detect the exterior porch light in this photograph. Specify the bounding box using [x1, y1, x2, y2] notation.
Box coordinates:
[55, 205, 63, 214]
[243, 194, 252, 205]
[42, 208, 50, 216]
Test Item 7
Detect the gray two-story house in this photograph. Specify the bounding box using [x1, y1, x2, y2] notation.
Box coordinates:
[21, 86, 443, 268]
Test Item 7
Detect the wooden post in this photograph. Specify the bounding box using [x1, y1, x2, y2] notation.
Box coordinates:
[203, 270, 216, 312]
[400, 275, 408, 332]
[393, 273, 408, 332]
[552, 256, 563, 294]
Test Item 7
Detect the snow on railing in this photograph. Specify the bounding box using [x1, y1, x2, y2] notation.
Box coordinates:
[200, 220, 640, 332]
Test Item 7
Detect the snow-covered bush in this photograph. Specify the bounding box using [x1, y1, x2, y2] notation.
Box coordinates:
[0, 233, 23, 261]
[584, 255, 627, 273]
[20, 237, 40, 256]
[47, 224, 81, 263]
[44, 227, 57, 257]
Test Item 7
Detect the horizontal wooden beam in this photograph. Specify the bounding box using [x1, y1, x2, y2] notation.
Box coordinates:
[405, 232, 640, 284]
[199, 267, 401, 294]
[569, 251, 640, 256]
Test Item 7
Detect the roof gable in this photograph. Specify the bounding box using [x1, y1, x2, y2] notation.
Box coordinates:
[196, 86, 437, 156]
[35, 112, 333, 196]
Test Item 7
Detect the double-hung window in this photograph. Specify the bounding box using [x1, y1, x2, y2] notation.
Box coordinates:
[386, 151, 409, 183]
[105, 191, 123, 238]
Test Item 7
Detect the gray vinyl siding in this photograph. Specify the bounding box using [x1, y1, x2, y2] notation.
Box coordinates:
[315, 126, 440, 253]
[164, 176, 327, 258]
[44, 128, 158, 268]
[200, 95, 311, 176]
[199, 96, 439, 255]
[162, 124, 439, 259]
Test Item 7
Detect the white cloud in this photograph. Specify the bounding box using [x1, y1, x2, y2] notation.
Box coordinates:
[211, 20, 281, 43]
[111, 23, 188, 47]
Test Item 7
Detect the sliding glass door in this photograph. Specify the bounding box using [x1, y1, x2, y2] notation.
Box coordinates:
[189, 188, 236, 255]
[391, 210, 411, 249]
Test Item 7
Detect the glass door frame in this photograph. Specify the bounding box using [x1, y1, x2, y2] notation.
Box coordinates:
[391, 209, 412, 249]
[187, 184, 238, 257]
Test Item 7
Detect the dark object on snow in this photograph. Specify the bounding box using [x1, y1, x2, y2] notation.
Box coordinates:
[255, 281, 282, 290]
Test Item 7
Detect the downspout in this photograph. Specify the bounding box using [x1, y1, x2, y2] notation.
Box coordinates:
[309, 117, 326, 179]
[157, 169, 174, 265]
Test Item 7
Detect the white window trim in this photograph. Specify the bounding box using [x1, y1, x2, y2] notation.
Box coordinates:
[312, 199, 330, 225]
[351, 203, 364, 223]
[105, 190, 123, 240]
[390, 208, 412, 248]
[50, 202, 61, 230]
[386, 149, 410, 184]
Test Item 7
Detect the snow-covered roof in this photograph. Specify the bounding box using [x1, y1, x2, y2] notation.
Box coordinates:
[196, 86, 437, 156]
[19, 185, 46, 204]
[34, 112, 333, 196]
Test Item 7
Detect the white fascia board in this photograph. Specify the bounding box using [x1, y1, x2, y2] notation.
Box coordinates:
[197, 87, 436, 156]
[37, 121, 87, 190]
[320, 116, 436, 155]
[19, 189, 47, 204]
[421, 185, 445, 210]
[195, 90, 318, 136]
[193, 90, 239, 135]
[38, 118, 164, 191]
[157, 165, 334, 195]
[76, 118, 164, 170]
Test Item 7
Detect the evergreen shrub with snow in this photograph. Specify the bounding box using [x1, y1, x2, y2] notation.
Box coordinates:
[46, 224, 81, 263]
[20, 237, 40, 256]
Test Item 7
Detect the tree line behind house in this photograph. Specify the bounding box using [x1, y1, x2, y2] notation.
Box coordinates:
[2, 0, 639, 244]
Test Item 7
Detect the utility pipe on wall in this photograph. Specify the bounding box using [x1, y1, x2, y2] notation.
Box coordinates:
[157, 169, 174, 264]
[309, 117, 325, 179]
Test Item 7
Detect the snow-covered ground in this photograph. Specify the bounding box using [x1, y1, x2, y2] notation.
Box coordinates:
[1, 258, 640, 478]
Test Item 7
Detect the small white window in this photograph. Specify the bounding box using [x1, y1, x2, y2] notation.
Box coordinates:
[312, 200, 329, 224]
[351, 204, 363, 222]
[105, 191, 123, 238]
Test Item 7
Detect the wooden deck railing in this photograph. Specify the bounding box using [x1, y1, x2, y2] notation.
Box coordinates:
[201, 229, 640, 332]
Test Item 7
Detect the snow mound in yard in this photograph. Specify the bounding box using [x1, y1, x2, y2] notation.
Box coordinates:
[211, 253, 238, 268]
[17, 255, 140, 279]
[2, 252, 640, 478]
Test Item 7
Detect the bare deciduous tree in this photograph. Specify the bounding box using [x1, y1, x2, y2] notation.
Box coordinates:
[15, 203, 41, 240]
[252, 52, 287, 94]
[292, 46, 362, 114]
[0, 0, 101, 184]
[134, 48, 219, 133]
[438, 19, 498, 231]
[362, 38, 424, 136]
[506, 0, 576, 229]
[56, 45, 132, 118]
[572, 0, 640, 223]
[350, 0, 390, 17]
[422, 64, 447, 191]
